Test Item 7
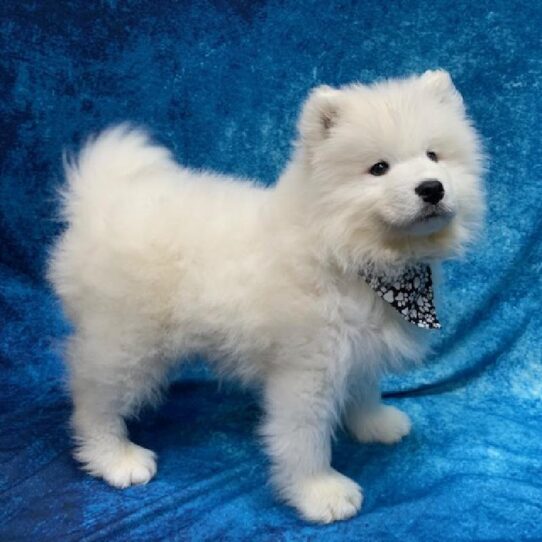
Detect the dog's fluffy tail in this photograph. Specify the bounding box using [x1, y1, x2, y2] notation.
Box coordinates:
[59, 124, 173, 225]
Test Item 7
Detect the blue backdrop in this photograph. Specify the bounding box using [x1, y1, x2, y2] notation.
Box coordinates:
[1, 1, 541, 540]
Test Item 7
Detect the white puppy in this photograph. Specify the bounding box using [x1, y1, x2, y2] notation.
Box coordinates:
[48, 70, 484, 523]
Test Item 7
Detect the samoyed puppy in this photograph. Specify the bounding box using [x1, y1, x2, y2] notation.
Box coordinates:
[48, 70, 484, 523]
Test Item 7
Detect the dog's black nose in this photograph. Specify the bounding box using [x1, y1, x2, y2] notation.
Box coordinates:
[415, 179, 445, 204]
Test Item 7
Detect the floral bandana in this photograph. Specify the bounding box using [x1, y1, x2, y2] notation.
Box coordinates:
[360, 264, 441, 329]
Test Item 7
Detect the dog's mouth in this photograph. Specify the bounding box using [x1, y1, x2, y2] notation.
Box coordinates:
[417, 205, 454, 222]
[406, 205, 455, 235]
[383, 204, 455, 236]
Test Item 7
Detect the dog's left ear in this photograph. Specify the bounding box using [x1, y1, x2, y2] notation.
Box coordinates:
[419, 69, 464, 111]
[298, 85, 342, 145]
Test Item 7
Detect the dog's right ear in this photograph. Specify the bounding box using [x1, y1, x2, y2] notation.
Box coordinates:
[298, 85, 342, 145]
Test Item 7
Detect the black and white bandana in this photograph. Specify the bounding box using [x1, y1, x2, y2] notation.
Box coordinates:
[360, 264, 441, 329]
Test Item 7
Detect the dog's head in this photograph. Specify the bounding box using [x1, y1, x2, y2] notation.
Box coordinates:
[295, 70, 485, 272]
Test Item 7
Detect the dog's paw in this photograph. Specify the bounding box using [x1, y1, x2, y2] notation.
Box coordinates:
[348, 404, 411, 445]
[289, 470, 363, 523]
[76, 441, 157, 488]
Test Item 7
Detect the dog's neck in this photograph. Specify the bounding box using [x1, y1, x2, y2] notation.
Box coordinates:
[359, 262, 441, 329]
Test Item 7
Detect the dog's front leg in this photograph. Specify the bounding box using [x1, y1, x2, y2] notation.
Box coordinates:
[261, 365, 362, 523]
[345, 373, 411, 445]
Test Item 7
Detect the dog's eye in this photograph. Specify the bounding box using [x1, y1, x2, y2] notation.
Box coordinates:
[369, 161, 389, 176]
[426, 151, 439, 162]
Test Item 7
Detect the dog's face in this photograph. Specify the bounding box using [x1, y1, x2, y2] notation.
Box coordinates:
[298, 70, 485, 270]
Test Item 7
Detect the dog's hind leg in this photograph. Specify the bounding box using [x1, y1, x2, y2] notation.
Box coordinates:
[65, 326, 169, 488]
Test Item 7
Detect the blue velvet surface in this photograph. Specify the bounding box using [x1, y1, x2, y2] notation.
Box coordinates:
[1, 1, 541, 540]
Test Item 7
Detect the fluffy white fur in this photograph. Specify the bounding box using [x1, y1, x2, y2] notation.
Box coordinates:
[48, 70, 484, 523]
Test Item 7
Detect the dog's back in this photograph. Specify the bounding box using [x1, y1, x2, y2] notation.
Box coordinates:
[48, 126, 273, 330]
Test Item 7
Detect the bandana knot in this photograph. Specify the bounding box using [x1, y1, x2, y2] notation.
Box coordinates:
[360, 264, 441, 329]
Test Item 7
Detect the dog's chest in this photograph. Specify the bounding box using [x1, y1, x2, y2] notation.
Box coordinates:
[330, 276, 422, 367]
[332, 275, 387, 328]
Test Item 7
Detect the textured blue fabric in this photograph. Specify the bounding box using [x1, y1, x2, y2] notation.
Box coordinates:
[1, 1, 541, 540]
